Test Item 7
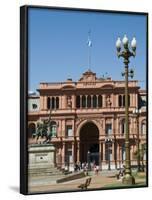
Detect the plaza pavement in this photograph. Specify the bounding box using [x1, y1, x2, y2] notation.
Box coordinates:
[28, 170, 146, 194]
[28, 171, 131, 193]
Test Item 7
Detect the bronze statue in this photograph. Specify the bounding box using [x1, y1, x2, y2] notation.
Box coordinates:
[35, 120, 52, 144]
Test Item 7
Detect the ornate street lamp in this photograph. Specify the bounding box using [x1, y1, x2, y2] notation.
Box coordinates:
[105, 138, 112, 170]
[116, 35, 136, 185]
[133, 108, 142, 172]
[87, 151, 91, 171]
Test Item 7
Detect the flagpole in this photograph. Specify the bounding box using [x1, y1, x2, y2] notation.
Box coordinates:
[88, 42, 91, 70]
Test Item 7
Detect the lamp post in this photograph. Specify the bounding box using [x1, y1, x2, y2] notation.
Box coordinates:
[116, 35, 136, 185]
[87, 151, 91, 171]
[105, 138, 112, 170]
[133, 108, 141, 172]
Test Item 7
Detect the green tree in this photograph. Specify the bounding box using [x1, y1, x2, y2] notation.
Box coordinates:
[134, 143, 146, 172]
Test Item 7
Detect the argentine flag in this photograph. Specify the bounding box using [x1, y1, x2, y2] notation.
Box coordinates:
[87, 38, 92, 47]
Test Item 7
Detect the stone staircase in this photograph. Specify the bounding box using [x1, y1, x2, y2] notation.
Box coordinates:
[28, 166, 85, 187]
[28, 165, 64, 177]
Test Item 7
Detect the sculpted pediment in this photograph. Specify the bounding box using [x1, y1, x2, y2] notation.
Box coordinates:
[100, 84, 114, 89]
[79, 70, 97, 82]
[61, 85, 76, 90]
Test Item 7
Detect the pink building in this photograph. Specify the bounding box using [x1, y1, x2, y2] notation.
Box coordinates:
[28, 70, 147, 170]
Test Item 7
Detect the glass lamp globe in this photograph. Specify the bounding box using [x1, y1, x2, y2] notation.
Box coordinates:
[122, 35, 129, 47]
[131, 37, 137, 51]
[116, 37, 121, 51]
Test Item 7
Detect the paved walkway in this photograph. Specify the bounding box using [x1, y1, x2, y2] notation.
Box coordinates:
[28, 171, 146, 194]
[28, 173, 116, 193]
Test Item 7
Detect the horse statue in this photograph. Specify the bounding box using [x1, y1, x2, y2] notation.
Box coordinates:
[34, 120, 52, 144]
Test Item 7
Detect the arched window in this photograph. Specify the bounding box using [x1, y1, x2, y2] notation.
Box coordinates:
[128, 95, 130, 106]
[66, 125, 73, 137]
[47, 97, 50, 109]
[93, 95, 97, 108]
[52, 97, 55, 109]
[123, 95, 125, 107]
[122, 143, 125, 161]
[141, 120, 146, 135]
[118, 95, 122, 107]
[50, 121, 57, 137]
[87, 95, 91, 108]
[28, 123, 36, 138]
[106, 123, 112, 135]
[82, 95, 86, 108]
[98, 95, 102, 107]
[122, 95, 130, 107]
[76, 96, 80, 108]
[120, 119, 125, 135]
[56, 97, 59, 109]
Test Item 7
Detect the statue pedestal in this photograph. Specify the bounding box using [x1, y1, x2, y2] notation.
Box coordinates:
[28, 144, 56, 176]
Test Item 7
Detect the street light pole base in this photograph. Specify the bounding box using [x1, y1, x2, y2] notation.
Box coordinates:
[122, 174, 135, 185]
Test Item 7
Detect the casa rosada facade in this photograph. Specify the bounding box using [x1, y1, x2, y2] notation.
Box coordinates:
[28, 70, 147, 170]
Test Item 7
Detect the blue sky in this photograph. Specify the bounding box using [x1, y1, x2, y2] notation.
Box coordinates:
[28, 8, 147, 92]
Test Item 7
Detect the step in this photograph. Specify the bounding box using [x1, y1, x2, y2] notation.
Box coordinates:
[28, 166, 63, 177]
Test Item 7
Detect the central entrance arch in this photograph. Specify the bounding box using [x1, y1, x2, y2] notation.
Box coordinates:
[80, 122, 99, 165]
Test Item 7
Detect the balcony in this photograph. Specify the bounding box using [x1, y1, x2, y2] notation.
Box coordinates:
[39, 107, 137, 116]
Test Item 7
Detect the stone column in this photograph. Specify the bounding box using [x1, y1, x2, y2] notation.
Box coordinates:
[103, 142, 106, 161]
[62, 120, 66, 138]
[44, 96, 47, 110]
[72, 142, 75, 164]
[136, 93, 138, 108]
[133, 118, 137, 137]
[111, 94, 113, 107]
[61, 96, 64, 109]
[112, 142, 115, 166]
[133, 93, 136, 107]
[58, 121, 61, 137]
[112, 118, 114, 135]
[58, 147, 62, 167]
[119, 144, 122, 168]
[119, 145, 122, 167]
[62, 142, 65, 167]
[117, 142, 119, 168]
[77, 141, 80, 163]
[54, 96, 56, 110]
[130, 118, 133, 137]
[86, 95, 88, 108]
[113, 94, 116, 107]
[103, 118, 106, 136]
[72, 95, 76, 109]
[91, 95, 93, 108]
[80, 95, 82, 109]
[133, 144, 137, 166]
[115, 95, 118, 107]
[115, 118, 119, 136]
[130, 145, 133, 163]
[72, 120, 75, 137]
[134, 143, 137, 154]
[97, 95, 99, 108]
[103, 94, 106, 107]
[99, 141, 102, 168]
[62, 95, 67, 109]
[130, 94, 132, 107]
[59, 96, 62, 109]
